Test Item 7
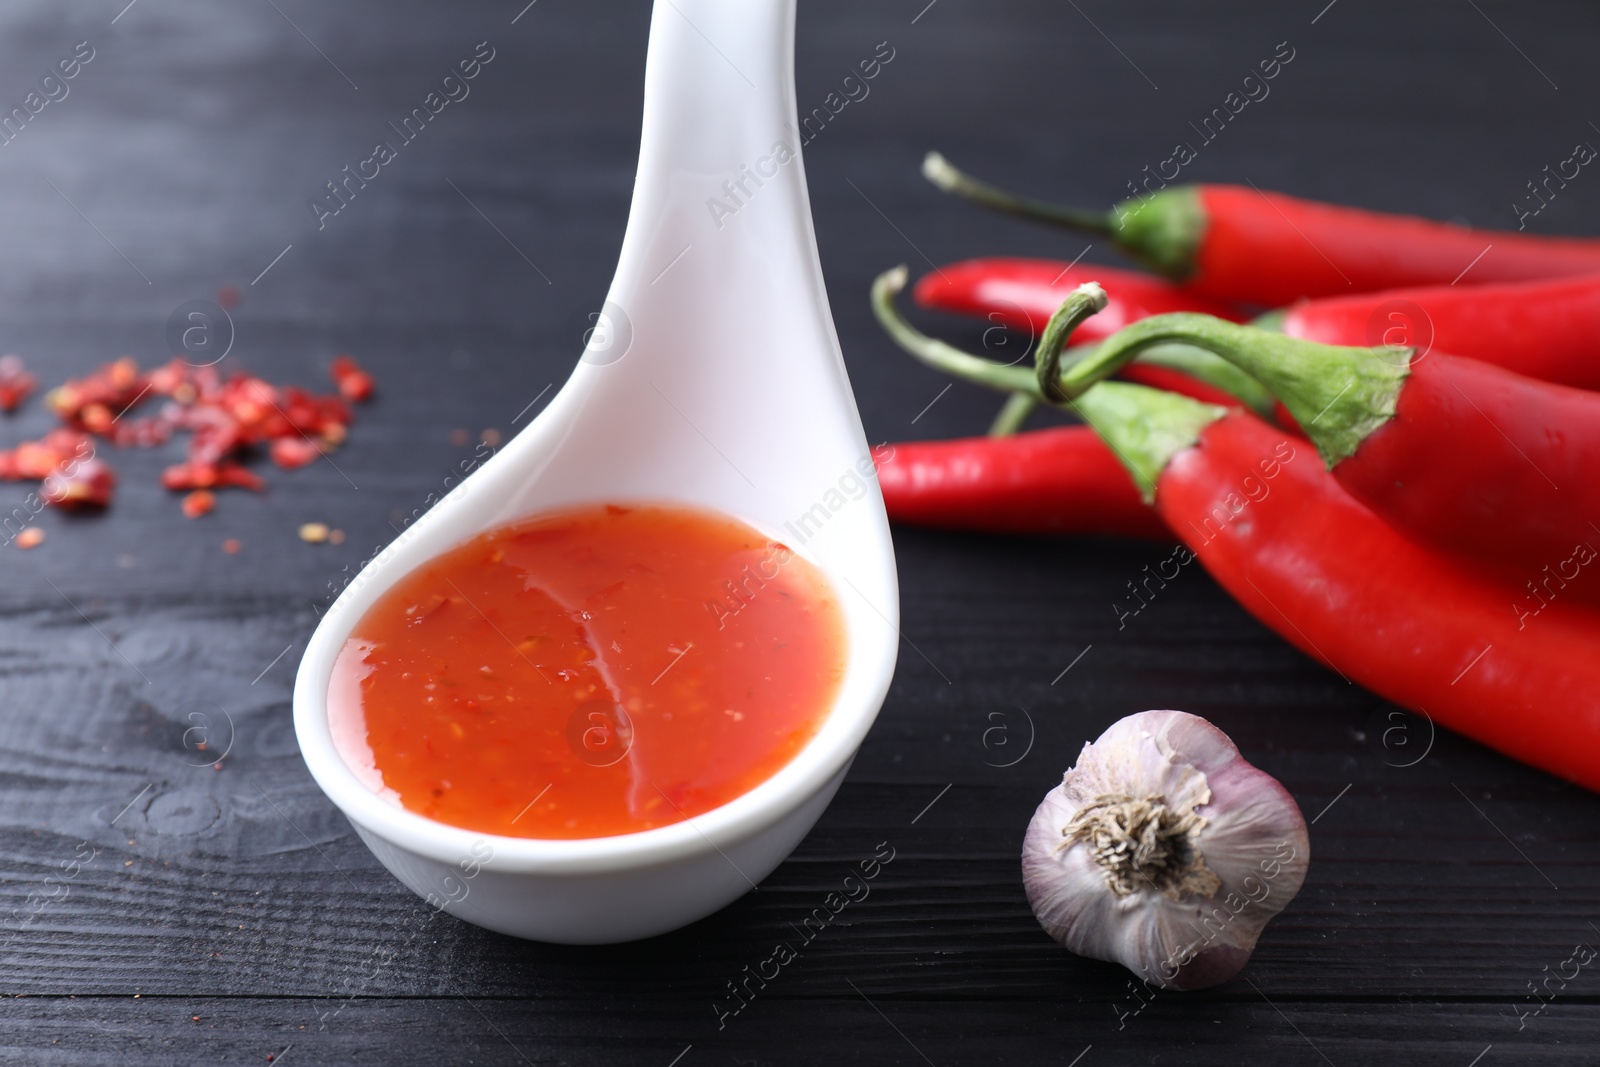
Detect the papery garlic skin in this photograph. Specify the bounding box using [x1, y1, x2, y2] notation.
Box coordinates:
[1022, 710, 1309, 990]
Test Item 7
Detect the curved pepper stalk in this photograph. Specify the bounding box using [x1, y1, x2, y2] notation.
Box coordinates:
[869, 267, 1277, 420]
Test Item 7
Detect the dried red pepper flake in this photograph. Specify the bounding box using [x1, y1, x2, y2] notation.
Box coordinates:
[46, 356, 150, 428]
[216, 285, 241, 310]
[15, 348, 372, 522]
[181, 490, 216, 519]
[222, 538, 241, 554]
[221, 376, 281, 435]
[0, 354, 37, 412]
[161, 460, 262, 493]
[321, 393, 352, 423]
[43, 385, 80, 418]
[107, 356, 139, 391]
[14, 527, 44, 550]
[2, 429, 93, 481]
[79, 403, 116, 435]
[329, 355, 374, 403]
[161, 462, 219, 490]
[109, 416, 174, 449]
[270, 436, 322, 470]
[0, 384, 30, 413]
[268, 387, 326, 440]
[146, 358, 191, 398]
[213, 462, 265, 492]
[42, 456, 116, 509]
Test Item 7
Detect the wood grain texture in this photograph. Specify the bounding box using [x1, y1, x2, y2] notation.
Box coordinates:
[1, 0, 1599, 1063]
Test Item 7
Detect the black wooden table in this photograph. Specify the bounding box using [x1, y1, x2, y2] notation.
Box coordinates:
[2, 1, 1597, 1063]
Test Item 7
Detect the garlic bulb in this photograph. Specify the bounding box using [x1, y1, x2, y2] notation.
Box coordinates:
[1022, 710, 1309, 990]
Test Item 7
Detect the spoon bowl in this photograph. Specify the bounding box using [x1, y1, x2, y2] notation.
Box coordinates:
[292, 0, 899, 943]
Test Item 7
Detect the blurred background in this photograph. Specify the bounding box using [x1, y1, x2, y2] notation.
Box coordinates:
[2, 1, 1597, 1063]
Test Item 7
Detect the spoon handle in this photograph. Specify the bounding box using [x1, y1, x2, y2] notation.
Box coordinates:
[602, 0, 843, 381]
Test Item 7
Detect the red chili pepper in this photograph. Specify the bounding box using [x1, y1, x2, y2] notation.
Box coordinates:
[924, 153, 1600, 305]
[912, 258, 1246, 342]
[0, 354, 37, 412]
[1058, 311, 1600, 575]
[872, 429, 1169, 539]
[1069, 381, 1600, 792]
[1279, 272, 1600, 391]
[873, 265, 1600, 787]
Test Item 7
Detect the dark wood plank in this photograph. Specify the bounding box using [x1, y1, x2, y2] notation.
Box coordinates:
[2, 994, 1593, 1066]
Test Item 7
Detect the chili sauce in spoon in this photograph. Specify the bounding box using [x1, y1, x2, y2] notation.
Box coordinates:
[327, 503, 847, 839]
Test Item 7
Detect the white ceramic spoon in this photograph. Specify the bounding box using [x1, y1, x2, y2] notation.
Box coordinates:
[293, 0, 899, 943]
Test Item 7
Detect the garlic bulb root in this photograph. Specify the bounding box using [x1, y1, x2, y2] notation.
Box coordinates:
[1022, 710, 1310, 991]
[1063, 793, 1221, 900]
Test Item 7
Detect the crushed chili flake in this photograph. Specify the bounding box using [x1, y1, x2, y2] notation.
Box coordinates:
[222, 538, 241, 554]
[46, 357, 148, 428]
[41, 457, 116, 509]
[0, 355, 36, 412]
[216, 285, 240, 310]
[329, 528, 346, 545]
[330, 355, 374, 403]
[161, 461, 262, 492]
[0, 429, 92, 482]
[269, 436, 321, 470]
[4, 353, 372, 520]
[14, 526, 44, 550]
[181, 490, 216, 519]
[480, 428, 501, 447]
[108, 416, 172, 449]
[299, 522, 330, 544]
[449, 428, 470, 447]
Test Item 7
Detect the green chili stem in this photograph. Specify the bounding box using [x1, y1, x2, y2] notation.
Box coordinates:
[871, 265, 1042, 396]
[988, 393, 1037, 437]
[1056, 314, 1265, 400]
[923, 152, 1115, 235]
[1133, 344, 1277, 422]
[871, 267, 1277, 422]
[1056, 313, 1411, 465]
[1070, 383, 1227, 502]
[1035, 284, 1111, 402]
[1251, 308, 1288, 332]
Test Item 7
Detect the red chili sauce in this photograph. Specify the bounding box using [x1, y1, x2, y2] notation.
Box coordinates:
[328, 503, 847, 839]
